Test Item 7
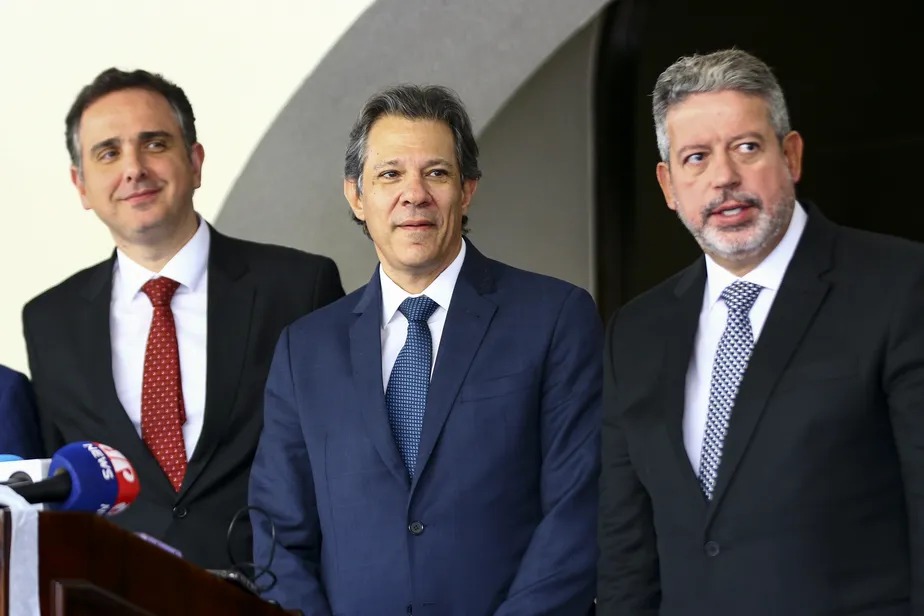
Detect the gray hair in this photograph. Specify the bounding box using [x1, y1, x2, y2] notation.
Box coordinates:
[652, 48, 791, 162]
[344, 84, 482, 236]
[344, 84, 481, 193]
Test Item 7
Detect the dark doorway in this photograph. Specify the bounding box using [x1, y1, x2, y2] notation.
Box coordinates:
[594, 0, 922, 321]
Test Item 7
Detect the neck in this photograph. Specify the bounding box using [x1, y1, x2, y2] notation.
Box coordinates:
[117, 213, 199, 273]
[383, 265, 446, 295]
[381, 239, 462, 295]
[714, 256, 759, 278]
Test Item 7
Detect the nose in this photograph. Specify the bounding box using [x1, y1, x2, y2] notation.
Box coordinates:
[400, 174, 430, 206]
[709, 151, 740, 190]
[121, 146, 149, 184]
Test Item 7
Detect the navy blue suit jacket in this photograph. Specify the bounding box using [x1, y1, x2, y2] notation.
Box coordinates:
[250, 241, 601, 616]
[0, 365, 43, 459]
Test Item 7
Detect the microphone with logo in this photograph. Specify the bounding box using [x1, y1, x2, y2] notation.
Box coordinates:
[4, 442, 140, 516]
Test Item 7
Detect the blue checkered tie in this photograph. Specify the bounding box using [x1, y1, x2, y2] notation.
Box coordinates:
[698, 280, 763, 500]
[386, 295, 439, 478]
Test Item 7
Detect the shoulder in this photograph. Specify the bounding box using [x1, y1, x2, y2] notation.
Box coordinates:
[212, 231, 338, 273]
[286, 284, 365, 335]
[0, 364, 22, 386]
[23, 258, 111, 321]
[612, 262, 698, 325]
[833, 225, 924, 275]
[486, 256, 593, 306]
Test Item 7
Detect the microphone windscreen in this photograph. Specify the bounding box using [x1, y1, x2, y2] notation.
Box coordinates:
[46, 442, 140, 515]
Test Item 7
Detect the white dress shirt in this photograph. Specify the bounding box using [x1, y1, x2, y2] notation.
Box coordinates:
[110, 219, 210, 460]
[683, 202, 808, 470]
[380, 240, 466, 390]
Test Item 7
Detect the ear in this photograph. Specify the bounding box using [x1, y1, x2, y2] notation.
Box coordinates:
[344, 179, 364, 221]
[190, 143, 205, 189]
[656, 162, 677, 211]
[459, 178, 478, 215]
[781, 131, 804, 183]
[70, 165, 91, 211]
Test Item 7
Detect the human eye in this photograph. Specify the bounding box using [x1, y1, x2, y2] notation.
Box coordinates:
[145, 139, 167, 152]
[97, 148, 119, 162]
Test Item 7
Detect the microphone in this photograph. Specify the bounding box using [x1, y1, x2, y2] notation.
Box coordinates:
[11, 442, 140, 516]
[0, 455, 31, 487]
[1, 471, 33, 488]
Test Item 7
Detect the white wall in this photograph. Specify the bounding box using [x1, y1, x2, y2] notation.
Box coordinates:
[0, 0, 375, 373]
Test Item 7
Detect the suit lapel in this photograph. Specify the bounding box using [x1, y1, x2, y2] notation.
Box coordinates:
[80, 255, 175, 496]
[706, 208, 835, 520]
[181, 230, 255, 497]
[350, 270, 409, 486]
[412, 243, 497, 493]
[661, 260, 712, 510]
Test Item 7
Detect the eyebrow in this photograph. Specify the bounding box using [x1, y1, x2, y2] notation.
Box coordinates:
[371, 157, 456, 170]
[88, 130, 175, 156]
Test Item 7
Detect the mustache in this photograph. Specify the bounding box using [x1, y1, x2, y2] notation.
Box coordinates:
[703, 191, 763, 217]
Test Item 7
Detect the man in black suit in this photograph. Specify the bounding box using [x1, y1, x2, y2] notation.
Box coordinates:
[23, 68, 344, 569]
[598, 48, 924, 615]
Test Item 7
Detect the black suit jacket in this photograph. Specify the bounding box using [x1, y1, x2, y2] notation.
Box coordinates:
[22, 227, 344, 569]
[598, 205, 924, 615]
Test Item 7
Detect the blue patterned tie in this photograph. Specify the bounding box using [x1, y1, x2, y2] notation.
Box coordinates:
[386, 295, 439, 478]
[698, 280, 763, 500]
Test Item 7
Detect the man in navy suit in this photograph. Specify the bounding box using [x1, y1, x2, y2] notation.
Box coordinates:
[249, 84, 601, 615]
[0, 365, 43, 458]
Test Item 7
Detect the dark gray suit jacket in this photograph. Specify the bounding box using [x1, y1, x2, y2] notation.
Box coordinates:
[23, 227, 344, 569]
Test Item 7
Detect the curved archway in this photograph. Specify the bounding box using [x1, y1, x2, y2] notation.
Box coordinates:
[216, 0, 611, 290]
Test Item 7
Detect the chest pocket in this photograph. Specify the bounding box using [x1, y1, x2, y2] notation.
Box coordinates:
[460, 368, 535, 402]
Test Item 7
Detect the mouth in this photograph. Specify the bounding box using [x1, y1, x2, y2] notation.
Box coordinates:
[705, 198, 760, 227]
[397, 220, 436, 230]
[121, 188, 161, 205]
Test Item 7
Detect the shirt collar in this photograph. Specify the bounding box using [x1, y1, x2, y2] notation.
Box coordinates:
[704, 200, 808, 307]
[380, 239, 467, 326]
[113, 217, 211, 297]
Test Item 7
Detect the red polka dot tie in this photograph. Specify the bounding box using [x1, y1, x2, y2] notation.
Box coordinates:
[141, 277, 188, 492]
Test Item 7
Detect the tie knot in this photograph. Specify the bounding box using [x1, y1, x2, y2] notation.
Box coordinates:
[142, 277, 181, 308]
[720, 280, 762, 314]
[399, 295, 438, 323]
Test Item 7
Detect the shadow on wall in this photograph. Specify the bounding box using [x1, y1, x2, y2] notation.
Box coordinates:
[216, 0, 611, 293]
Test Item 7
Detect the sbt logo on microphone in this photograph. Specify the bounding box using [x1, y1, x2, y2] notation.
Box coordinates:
[83, 442, 116, 481]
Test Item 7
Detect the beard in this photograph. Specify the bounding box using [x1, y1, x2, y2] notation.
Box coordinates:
[676, 185, 795, 264]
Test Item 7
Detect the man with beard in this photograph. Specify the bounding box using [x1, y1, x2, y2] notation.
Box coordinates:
[597, 48, 924, 615]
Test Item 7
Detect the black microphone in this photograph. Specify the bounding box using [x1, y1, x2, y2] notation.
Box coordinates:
[0, 470, 35, 488]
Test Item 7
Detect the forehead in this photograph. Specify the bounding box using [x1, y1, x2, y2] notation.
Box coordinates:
[79, 88, 180, 144]
[665, 90, 774, 144]
[364, 115, 456, 166]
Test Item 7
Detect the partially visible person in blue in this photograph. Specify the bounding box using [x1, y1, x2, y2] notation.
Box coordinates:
[250, 84, 601, 616]
[0, 364, 43, 458]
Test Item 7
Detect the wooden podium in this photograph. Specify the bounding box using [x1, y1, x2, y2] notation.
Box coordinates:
[0, 511, 293, 615]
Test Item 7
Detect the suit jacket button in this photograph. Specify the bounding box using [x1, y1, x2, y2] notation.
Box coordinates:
[173, 505, 188, 519]
[408, 521, 425, 535]
[704, 541, 720, 557]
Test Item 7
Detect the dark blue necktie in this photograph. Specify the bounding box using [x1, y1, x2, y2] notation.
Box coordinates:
[698, 280, 762, 500]
[386, 295, 439, 478]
